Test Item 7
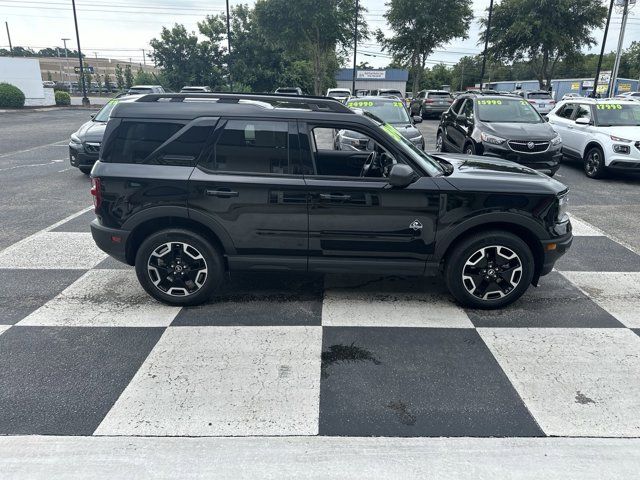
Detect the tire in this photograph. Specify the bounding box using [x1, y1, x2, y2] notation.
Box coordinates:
[444, 230, 534, 309]
[79, 166, 92, 175]
[463, 141, 476, 155]
[583, 146, 606, 179]
[420, 106, 427, 120]
[134, 229, 224, 306]
[435, 131, 447, 152]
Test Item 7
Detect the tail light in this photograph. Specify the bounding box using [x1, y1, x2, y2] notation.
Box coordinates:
[528, 99, 537, 104]
[90, 177, 102, 211]
[549, 100, 556, 105]
[424, 99, 434, 103]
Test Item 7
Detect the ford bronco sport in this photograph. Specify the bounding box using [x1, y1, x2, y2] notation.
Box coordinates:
[90, 93, 572, 309]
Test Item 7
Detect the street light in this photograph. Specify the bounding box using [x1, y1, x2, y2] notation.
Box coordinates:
[71, 0, 90, 106]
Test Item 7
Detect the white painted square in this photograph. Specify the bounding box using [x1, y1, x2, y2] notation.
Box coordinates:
[0, 326, 10, 336]
[322, 275, 473, 328]
[560, 271, 640, 328]
[0, 232, 106, 269]
[569, 216, 604, 237]
[18, 269, 180, 327]
[95, 326, 322, 436]
[479, 328, 640, 437]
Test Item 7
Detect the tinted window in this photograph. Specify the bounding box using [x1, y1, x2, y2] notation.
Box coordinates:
[528, 92, 552, 99]
[575, 104, 591, 121]
[461, 99, 474, 118]
[207, 120, 289, 174]
[476, 98, 542, 123]
[427, 91, 452, 98]
[450, 98, 465, 114]
[558, 103, 577, 119]
[105, 121, 204, 165]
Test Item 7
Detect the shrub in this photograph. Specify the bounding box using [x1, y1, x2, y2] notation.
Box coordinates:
[55, 91, 71, 106]
[0, 83, 26, 108]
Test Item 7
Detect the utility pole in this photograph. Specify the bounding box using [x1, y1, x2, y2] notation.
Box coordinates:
[593, 0, 615, 98]
[61, 38, 70, 89]
[479, 0, 494, 91]
[5, 22, 12, 56]
[57, 47, 63, 82]
[460, 61, 465, 91]
[142, 48, 146, 66]
[609, 0, 634, 97]
[225, 0, 233, 91]
[71, 0, 90, 106]
[351, 0, 359, 95]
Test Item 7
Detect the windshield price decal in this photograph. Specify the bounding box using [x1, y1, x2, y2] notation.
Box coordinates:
[392, 101, 404, 107]
[478, 100, 502, 105]
[596, 104, 622, 110]
[347, 101, 374, 108]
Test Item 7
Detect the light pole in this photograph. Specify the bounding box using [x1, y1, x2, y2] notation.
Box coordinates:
[225, 0, 233, 91]
[609, 0, 635, 97]
[479, 0, 494, 91]
[351, 0, 359, 95]
[5, 22, 13, 56]
[593, 0, 615, 98]
[61, 38, 70, 88]
[71, 0, 90, 106]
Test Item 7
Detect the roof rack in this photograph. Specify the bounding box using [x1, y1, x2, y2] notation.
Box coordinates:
[135, 92, 354, 113]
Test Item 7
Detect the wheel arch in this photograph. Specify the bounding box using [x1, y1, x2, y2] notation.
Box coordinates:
[583, 141, 604, 160]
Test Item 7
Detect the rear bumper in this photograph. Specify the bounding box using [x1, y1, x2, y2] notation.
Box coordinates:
[90, 219, 131, 265]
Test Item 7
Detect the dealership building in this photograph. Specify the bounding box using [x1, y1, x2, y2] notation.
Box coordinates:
[335, 69, 409, 96]
[484, 77, 639, 100]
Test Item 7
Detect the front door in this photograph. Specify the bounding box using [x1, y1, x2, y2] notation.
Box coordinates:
[301, 123, 440, 275]
[189, 118, 308, 270]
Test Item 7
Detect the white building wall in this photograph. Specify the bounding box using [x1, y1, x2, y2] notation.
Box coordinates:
[0, 57, 54, 106]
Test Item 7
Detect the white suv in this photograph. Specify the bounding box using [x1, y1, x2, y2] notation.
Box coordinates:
[547, 99, 640, 178]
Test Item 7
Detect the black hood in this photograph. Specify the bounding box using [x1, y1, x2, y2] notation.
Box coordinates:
[481, 121, 556, 141]
[391, 123, 422, 140]
[432, 153, 568, 195]
[74, 120, 107, 143]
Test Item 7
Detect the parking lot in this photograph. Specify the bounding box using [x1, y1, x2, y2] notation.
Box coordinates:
[1, 108, 640, 476]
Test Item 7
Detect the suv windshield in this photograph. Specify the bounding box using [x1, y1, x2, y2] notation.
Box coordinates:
[476, 98, 542, 123]
[347, 99, 410, 124]
[595, 103, 640, 126]
[93, 99, 119, 122]
[362, 112, 442, 176]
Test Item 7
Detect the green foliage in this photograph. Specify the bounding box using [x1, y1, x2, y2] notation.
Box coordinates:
[254, 0, 368, 95]
[84, 72, 92, 93]
[124, 65, 134, 88]
[134, 67, 155, 85]
[0, 83, 26, 108]
[103, 73, 112, 91]
[482, 0, 607, 89]
[115, 64, 125, 90]
[46, 71, 53, 82]
[377, 0, 473, 94]
[54, 90, 71, 106]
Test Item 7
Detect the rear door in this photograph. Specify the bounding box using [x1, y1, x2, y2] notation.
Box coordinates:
[189, 118, 308, 270]
[549, 103, 579, 157]
[448, 99, 474, 151]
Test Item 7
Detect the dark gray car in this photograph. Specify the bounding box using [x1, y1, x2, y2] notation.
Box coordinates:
[336, 96, 425, 150]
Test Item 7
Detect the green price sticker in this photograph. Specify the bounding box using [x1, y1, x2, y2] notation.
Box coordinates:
[596, 104, 622, 110]
[347, 101, 374, 108]
[478, 99, 502, 105]
[392, 101, 404, 107]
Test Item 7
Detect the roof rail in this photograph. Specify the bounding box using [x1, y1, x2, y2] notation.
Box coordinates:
[135, 92, 354, 113]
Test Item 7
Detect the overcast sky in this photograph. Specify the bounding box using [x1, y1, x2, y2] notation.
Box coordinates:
[1, 0, 638, 68]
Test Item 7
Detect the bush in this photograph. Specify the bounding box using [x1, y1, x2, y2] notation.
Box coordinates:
[0, 83, 26, 108]
[55, 91, 71, 106]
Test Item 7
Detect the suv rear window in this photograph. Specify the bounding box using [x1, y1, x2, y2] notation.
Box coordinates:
[204, 120, 289, 175]
[527, 92, 552, 99]
[103, 121, 212, 166]
[427, 92, 451, 98]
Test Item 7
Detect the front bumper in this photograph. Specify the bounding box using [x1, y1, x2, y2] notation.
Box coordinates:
[606, 147, 640, 171]
[90, 219, 131, 265]
[69, 143, 99, 168]
[540, 229, 573, 276]
[481, 142, 562, 174]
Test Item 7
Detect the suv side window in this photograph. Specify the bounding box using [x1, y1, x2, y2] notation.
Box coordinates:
[557, 103, 577, 119]
[204, 119, 289, 175]
[103, 120, 212, 166]
[575, 104, 592, 122]
[461, 99, 474, 119]
[450, 98, 465, 114]
[417, 91, 425, 99]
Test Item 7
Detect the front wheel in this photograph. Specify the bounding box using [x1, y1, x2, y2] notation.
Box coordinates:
[435, 131, 447, 152]
[464, 141, 476, 155]
[135, 229, 224, 306]
[445, 231, 534, 309]
[584, 146, 606, 179]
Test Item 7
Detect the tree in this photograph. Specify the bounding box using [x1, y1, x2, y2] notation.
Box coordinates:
[482, 0, 607, 89]
[124, 64, 134, 88]
[85, 72, 92, 93]
[47, 71, 53, 82]
[376, 0, 473, 94]
[134, 67, 155, 85]
[115, 64, 125, 90]
[254, 0, 368, 95]
[95, 74, 103, 95]
[103, 73, 112, 92]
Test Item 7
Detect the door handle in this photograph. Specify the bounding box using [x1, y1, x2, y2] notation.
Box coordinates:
[205, 188, 239, 198]
[319, 193, 351, 201]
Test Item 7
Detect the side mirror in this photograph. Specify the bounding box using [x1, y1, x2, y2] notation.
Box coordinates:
[575, 117, 590, 125]
[388, 164, 417, 188]
[412, 115, 423, 124]
[543, 116, 549, 122]
[90, 114, 96, 119]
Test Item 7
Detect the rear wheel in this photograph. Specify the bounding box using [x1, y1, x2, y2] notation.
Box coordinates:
[464, 141, 476, 155]
[445, 231, 534, 309]
[584, 146, 606, 179]
[435, 131, 447, 152]
[420, 106, 427, 119]
[135, 229, 224, 306]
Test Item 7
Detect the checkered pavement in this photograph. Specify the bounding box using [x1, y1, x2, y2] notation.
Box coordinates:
[0, 209, 639, 438]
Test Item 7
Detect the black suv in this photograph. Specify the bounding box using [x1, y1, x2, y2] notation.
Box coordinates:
[90, 93, 572, 309]
[436, 94, 563, 176]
